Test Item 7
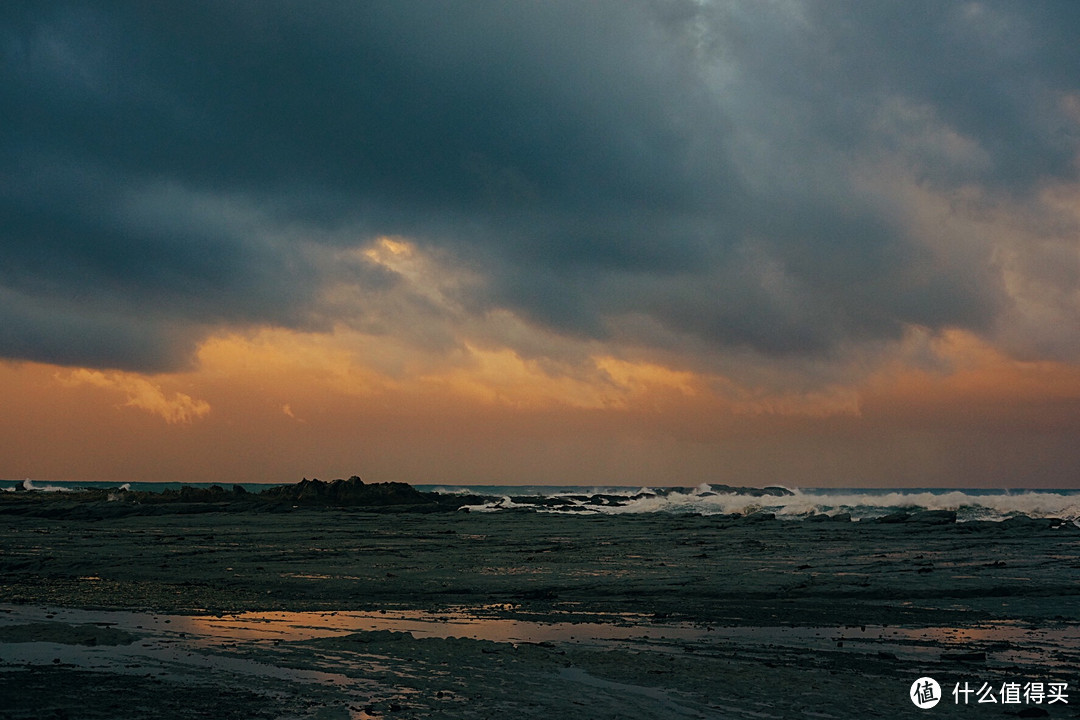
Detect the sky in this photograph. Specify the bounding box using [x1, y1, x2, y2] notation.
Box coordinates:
[3, 1, 1080, 488]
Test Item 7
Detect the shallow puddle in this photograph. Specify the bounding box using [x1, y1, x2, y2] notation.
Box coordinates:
[2, 604, 1076, 719]
[2, 603, 1076, 667]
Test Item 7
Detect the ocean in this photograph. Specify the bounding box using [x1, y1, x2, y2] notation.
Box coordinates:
[3, 478, 1078, 523]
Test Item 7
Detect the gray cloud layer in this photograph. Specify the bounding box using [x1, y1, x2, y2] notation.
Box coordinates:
[2, 1, 1078, 371]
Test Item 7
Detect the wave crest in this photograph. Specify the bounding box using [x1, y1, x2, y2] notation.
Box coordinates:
[455, 486, 1080, 522]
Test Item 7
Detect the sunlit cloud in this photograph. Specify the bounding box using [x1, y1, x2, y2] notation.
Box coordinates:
[57, 369, 211, 424]
[861, 328, 1080, 427]
[190, 321, 864, 419]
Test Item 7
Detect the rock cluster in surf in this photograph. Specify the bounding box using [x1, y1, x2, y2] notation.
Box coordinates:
[0, 476, 490, 515]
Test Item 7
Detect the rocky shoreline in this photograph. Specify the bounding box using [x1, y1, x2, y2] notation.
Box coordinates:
[0, 476, 490, 516]
[1, 483, 1077, 718]
[0, 476, 803, 516]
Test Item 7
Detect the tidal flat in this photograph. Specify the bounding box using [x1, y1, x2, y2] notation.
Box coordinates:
[1, 501, 1078, 719]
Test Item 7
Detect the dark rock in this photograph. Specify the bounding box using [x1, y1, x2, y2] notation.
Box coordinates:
[655, 484, 793, 498]
[743, 512, 776, 522]
[806, 512, 851, 523]
[518, 588, 560, 600]
[875, 511, 910, 524]
[259, 477, 439, 507]
[0, 622, 137, 647]
[908, 510, 957, 525]
[299, 477, 487, 510]
[708, 484, 794, 497]
[0, 476, 495, 516]
[1001, 515, 1057, 530]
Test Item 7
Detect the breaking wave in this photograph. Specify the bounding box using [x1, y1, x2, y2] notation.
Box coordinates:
[3, 479, 1077, 522]
[448, 485, 1080, 522]
[3, 479, 78, 493]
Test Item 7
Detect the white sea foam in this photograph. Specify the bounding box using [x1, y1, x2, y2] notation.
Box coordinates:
[609, 488, 1080, 521]
[783, 489, 1080, 522]
[464, 496, 535, 513]
[427, 486, 477, 496]
[18, 479, 77, 493]
[107, 483, 133, 501]
[592, 490, 768, 517]
[455, 485, 1080, 521]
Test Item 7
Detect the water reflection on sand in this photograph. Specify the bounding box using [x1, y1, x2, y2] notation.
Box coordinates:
[4, 604, 1078, 719]
[3, 603, 1077, 666]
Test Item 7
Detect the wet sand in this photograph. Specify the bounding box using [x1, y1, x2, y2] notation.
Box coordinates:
[1, 505, 1078, 718]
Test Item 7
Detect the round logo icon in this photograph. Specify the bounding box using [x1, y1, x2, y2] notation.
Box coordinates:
[910, 677, 941, 709]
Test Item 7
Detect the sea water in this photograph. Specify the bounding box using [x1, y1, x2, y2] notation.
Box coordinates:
[427, 485, 1080, 522]
[3, 478, 1078, 522]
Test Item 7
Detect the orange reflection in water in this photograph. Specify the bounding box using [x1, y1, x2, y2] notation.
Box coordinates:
[176, 609, 1080, 670]
[179, 608, 706, 646]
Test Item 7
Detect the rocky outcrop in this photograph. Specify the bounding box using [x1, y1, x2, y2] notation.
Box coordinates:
[256, 476, 493, 511]
[805, 512, 851, 522]
[907, 510, 957, 525]
[873, 509, 958, 525]
[261, 476, 433, 506]
[0, 476, 493, 516]
[662, 484, 794, 498]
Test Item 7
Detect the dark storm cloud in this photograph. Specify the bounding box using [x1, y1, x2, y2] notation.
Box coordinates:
[729, 0, 1080, 190]
[1, 1, 1078, 370]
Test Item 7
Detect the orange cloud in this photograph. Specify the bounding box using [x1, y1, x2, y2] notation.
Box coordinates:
[57, 369, 211, 424]
[862, 329, 1080, 427]
[4, 321, 1080, 488]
